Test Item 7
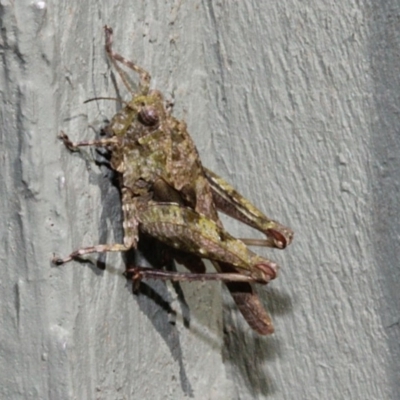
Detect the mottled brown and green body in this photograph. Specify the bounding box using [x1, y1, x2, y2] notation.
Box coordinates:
[55, 26, 293, 335]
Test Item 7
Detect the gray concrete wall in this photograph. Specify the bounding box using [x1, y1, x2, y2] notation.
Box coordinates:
[1, 1, 398, 399]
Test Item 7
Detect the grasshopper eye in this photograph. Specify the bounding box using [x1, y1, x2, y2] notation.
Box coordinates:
[138, 106, 159, 126]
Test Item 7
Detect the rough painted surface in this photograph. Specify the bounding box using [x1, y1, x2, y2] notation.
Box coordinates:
[0, 1, 398, 399]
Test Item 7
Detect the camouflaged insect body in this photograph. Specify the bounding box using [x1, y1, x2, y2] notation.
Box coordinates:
[55, 26, 294, 335]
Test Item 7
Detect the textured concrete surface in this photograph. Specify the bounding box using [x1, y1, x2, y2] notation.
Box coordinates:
[1, 1, 399, 399]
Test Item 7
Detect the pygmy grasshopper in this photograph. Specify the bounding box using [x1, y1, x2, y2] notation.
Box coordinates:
[54, 26, 293, 335]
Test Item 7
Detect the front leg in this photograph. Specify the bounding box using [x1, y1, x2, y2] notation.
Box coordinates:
[59, 131, 118, 151]
[204, 167, 294, 249]
[104, 25, 151, 95]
